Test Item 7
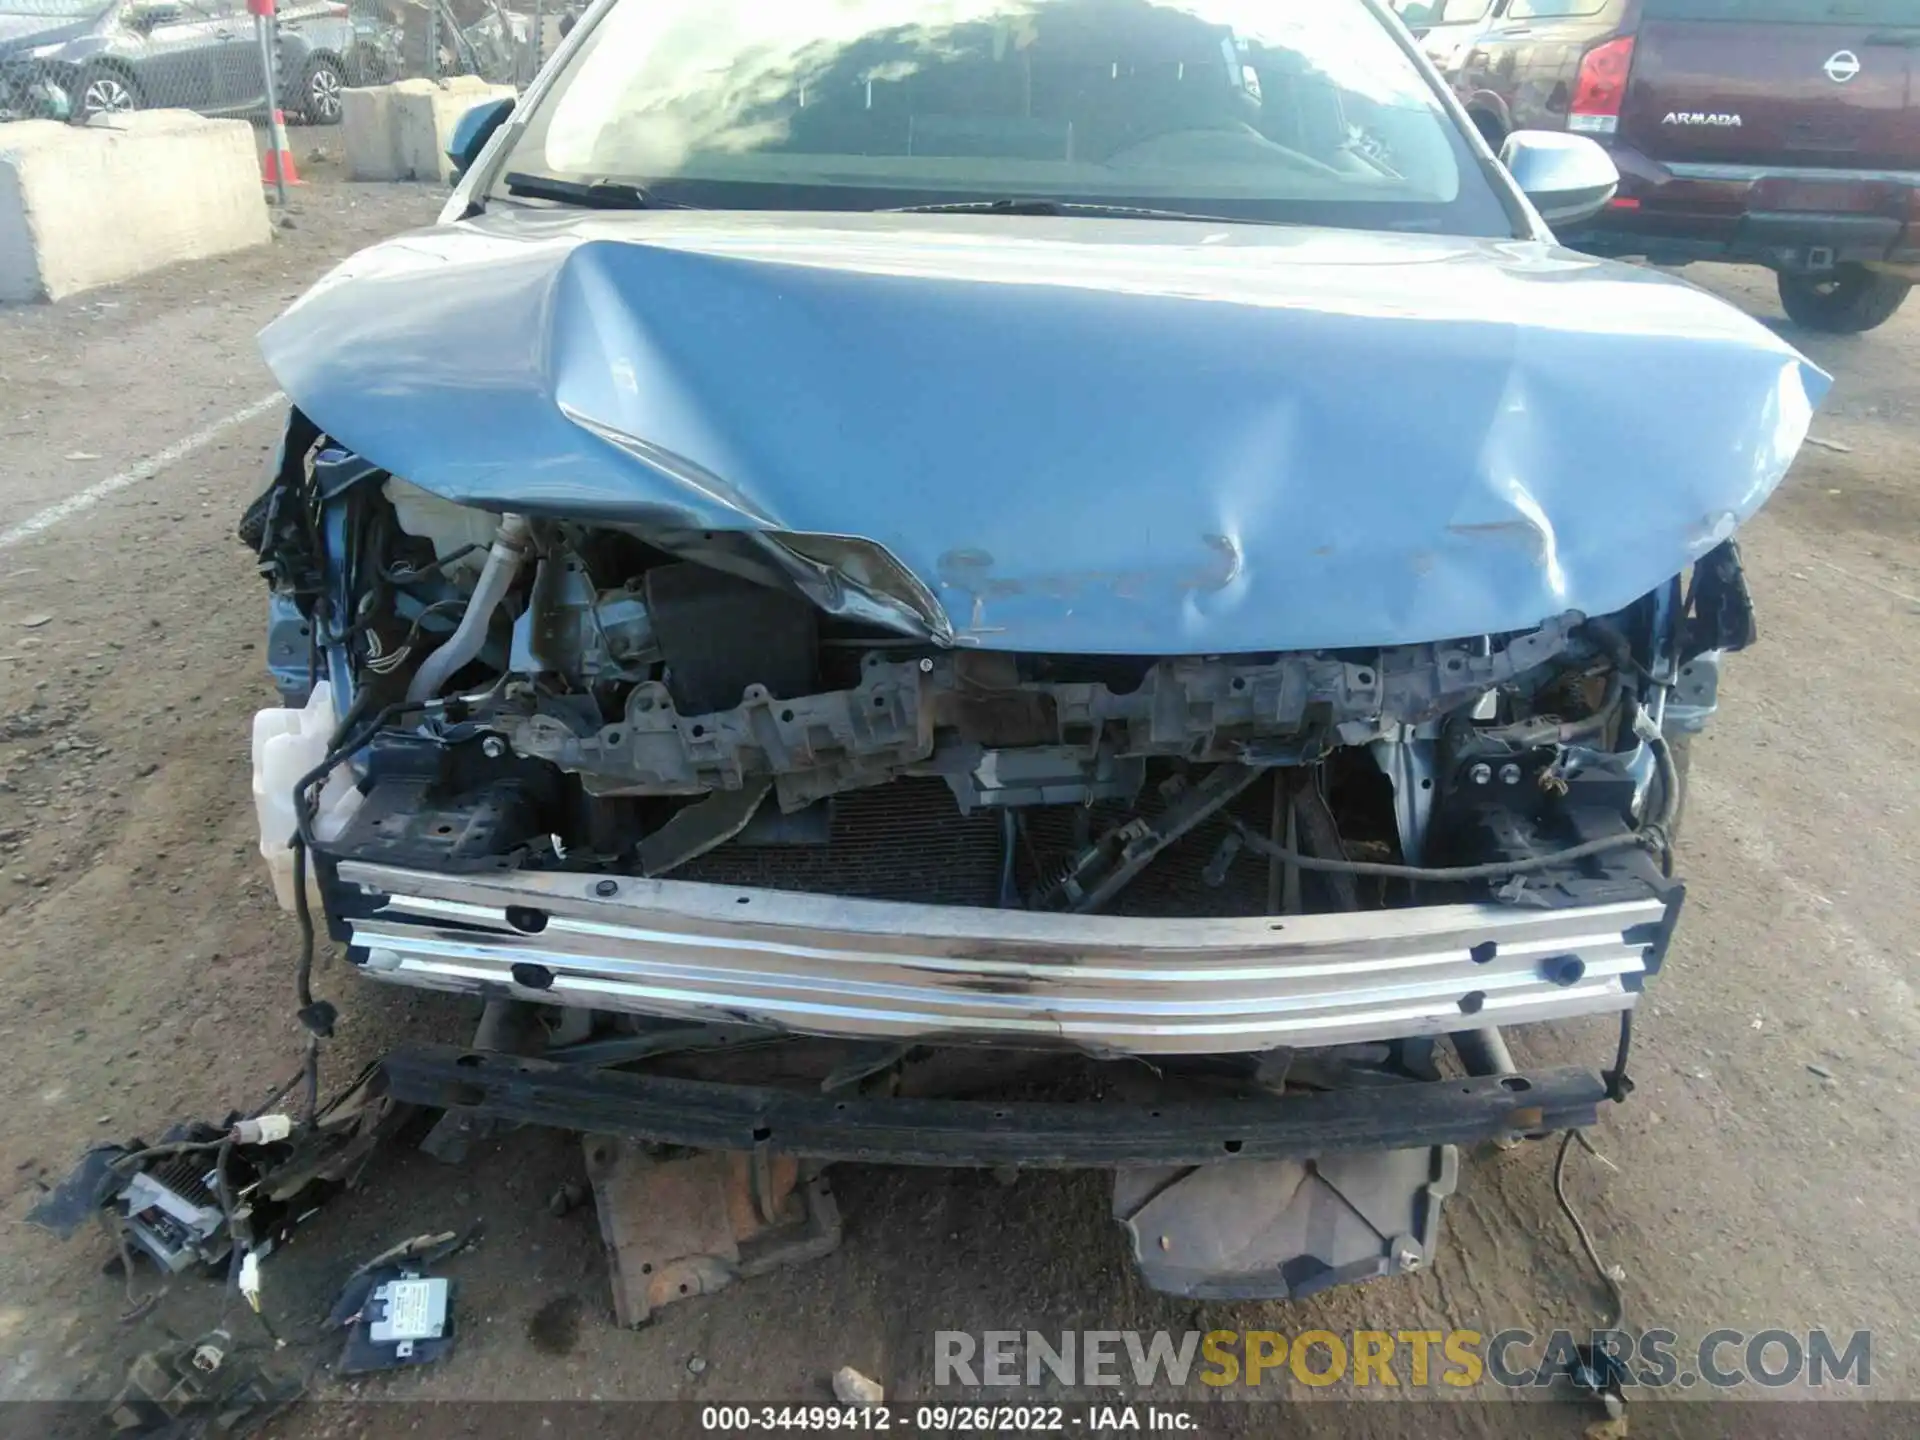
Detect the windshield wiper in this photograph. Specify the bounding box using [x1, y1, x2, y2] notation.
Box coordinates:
[887, 197, 1235, 222]
[500, 172, 687, 210]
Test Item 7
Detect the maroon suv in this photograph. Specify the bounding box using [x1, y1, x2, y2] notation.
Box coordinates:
[1428, 0, 1920, 332]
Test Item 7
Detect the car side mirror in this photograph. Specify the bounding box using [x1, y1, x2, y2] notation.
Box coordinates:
[1499, 130, 1619, 228]
[447, 96, 515, 183]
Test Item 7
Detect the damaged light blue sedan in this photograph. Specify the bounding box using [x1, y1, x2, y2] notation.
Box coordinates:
[243, 0, 1826, 1302]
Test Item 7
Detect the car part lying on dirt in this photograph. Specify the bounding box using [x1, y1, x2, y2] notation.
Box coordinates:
[331, 1263, 456, 1373]
[585, 1139, 842, 1327]
[238, 0, 1829, 1300]
[324, 1228, 473, 1373]
[1115, 1144, 1458, 1300]
[107, 1328, 302, 1440]
[27, 1064, 403, 1291]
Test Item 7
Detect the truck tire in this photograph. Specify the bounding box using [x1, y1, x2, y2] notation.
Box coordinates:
[1777, 265, 1912, 335]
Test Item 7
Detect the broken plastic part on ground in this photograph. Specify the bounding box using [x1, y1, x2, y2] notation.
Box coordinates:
[106, 1327, 303, 1439]
[26, 1063, 403, 1319]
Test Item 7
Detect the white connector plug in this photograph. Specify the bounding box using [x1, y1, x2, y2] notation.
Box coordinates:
[229, 1114, 294, 1146]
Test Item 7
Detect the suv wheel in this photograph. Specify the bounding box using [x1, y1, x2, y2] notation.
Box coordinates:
[74, 65, 141, 121]
[1777, 264, 1912, 335]
[300, 56, 346, 125]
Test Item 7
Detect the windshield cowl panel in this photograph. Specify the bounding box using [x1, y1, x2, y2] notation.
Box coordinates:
[495, 0, 1516, 239]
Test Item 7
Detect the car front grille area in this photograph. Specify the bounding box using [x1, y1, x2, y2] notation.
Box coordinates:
[675, 778, 1008, 908]
[675, 772, 1295, 917]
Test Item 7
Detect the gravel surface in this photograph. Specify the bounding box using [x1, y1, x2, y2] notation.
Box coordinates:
[0, 184, 1915, 1434]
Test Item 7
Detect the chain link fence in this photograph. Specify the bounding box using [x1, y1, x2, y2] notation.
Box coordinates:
[0, 0, 566, 129]
[352, 0, 573, 91]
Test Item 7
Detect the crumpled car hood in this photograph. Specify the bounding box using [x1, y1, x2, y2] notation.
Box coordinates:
[260, 208, 1827, 654]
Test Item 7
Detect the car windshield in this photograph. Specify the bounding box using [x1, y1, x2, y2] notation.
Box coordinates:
[494, 0, 1517, 236]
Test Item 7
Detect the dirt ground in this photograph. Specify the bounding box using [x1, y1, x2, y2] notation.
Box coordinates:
[1, 181, 1916, 1436]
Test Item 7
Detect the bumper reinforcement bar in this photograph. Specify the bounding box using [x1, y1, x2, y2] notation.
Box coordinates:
[379, 1044, 1609, 1168]
[336, 860, 1670, 1055]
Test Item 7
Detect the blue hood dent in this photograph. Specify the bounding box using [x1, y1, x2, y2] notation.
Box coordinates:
[259, 210, 1827, 654]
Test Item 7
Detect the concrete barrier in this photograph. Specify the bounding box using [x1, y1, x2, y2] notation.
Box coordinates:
[342, 76, 517, 183]
[0, 111, 271, 304]
[341, 85, 400, 181]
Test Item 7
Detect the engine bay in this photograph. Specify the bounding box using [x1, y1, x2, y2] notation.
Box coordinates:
[244, 425, 1747, 933]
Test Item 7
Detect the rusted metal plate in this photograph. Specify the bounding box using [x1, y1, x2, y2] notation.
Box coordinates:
[584, 1138, 841, 1327]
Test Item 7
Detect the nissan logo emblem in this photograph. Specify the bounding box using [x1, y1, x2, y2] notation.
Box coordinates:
[1824, 50, 1861, 84]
